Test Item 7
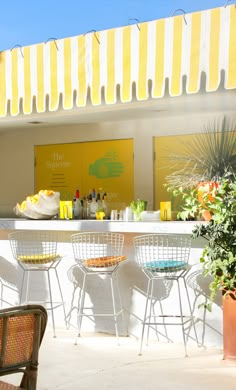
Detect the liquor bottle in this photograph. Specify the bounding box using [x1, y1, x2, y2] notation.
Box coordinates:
[96, 193, 103, 211]
[102, 192, 109, 218]
[90, 196, 98, 219]
[73, 189, 81, 219]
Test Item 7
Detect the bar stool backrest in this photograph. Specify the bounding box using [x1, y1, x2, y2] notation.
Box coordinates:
[9, 231, 60, 269]
[133, 234, 192, 274]
[71, 232, 125, 269]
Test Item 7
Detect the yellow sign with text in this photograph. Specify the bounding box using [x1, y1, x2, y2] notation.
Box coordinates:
[35, 139, 134, 210]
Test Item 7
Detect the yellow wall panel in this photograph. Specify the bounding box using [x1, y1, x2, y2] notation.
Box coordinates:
[82, 139, 134, 207]
[35, 139, 134, 209]
[35, 143, 83, 200]
[154, 131, 236, 216]
[155, 134, 205, 214]
[154, 134, 208, 214]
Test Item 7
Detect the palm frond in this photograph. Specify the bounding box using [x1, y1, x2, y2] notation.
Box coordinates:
[166, 116, 236, 188]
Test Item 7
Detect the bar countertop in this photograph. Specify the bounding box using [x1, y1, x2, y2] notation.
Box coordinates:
[0, 218, 205, 234]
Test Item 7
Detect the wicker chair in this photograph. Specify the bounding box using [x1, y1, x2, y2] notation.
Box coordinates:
[8, 231, 67, 337]
[71, 232, 126, 344]
[133, 234, 198, 356]
[0, 304, 47, 390]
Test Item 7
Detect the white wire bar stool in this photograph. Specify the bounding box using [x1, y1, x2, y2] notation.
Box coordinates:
[133, 234, 198, 356]
[9, 230, 67, 337]
[71, 232, 126, 345]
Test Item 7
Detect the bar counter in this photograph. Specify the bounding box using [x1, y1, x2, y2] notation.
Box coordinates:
[0, 218, 222, 349]
[0, 218, 203, 234]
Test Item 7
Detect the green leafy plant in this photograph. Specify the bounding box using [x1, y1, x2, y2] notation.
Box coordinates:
[169, 181, 219, 221]
[170, 186, 200, 220]
[130, 199, 147, 221]
[191, 173, 236, 309]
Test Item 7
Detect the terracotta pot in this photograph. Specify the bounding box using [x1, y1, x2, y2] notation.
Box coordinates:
[197, 182, 218, 221]
[223, 290, 236, 361]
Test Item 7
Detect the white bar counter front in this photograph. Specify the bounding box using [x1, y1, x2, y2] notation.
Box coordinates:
[0, 219, 223, 348]
[0, 218, 202, 233]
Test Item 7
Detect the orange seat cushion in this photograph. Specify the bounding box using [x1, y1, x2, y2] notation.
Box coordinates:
[83, 255, 126, 268]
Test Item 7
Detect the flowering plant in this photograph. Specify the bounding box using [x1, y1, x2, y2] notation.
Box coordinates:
[192, 173, 236, 309]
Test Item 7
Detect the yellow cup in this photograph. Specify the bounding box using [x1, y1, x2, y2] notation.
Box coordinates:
[60, 201, 73, 219]
[160, 201, 171, 221]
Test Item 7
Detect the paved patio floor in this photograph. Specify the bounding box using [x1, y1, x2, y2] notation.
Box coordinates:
[2, 327, 236, 390]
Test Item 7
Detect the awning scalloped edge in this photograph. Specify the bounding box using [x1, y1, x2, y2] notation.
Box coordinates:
[0, 5, 236, 118]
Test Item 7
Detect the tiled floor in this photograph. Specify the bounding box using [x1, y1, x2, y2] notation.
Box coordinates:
[3, 327, 236, 390]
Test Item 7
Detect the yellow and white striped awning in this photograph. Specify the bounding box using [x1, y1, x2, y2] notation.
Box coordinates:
[0, 5, 236, 117]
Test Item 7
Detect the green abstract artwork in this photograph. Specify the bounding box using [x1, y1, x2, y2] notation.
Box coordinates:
[89, 152, 125, 179]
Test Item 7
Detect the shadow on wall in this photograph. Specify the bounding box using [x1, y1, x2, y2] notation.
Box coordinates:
[66, 259, 173, 338]
[66, 263, 127, 336]
[124, 261, 222, 346]
[0, 255, 49, 309]
[0, 256, 20, 306]
[120, 259, 177, 342]
[66, 264, 84, 329]
[64, 258, 223, 346]
[125, 263, 199, 344]
[186, 266, 223, 347]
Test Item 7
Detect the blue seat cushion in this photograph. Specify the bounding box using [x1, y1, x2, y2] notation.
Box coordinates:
[146, 260, 187, 272]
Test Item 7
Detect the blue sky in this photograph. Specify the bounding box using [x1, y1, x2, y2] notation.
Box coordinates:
[0, 0, 228, 51]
